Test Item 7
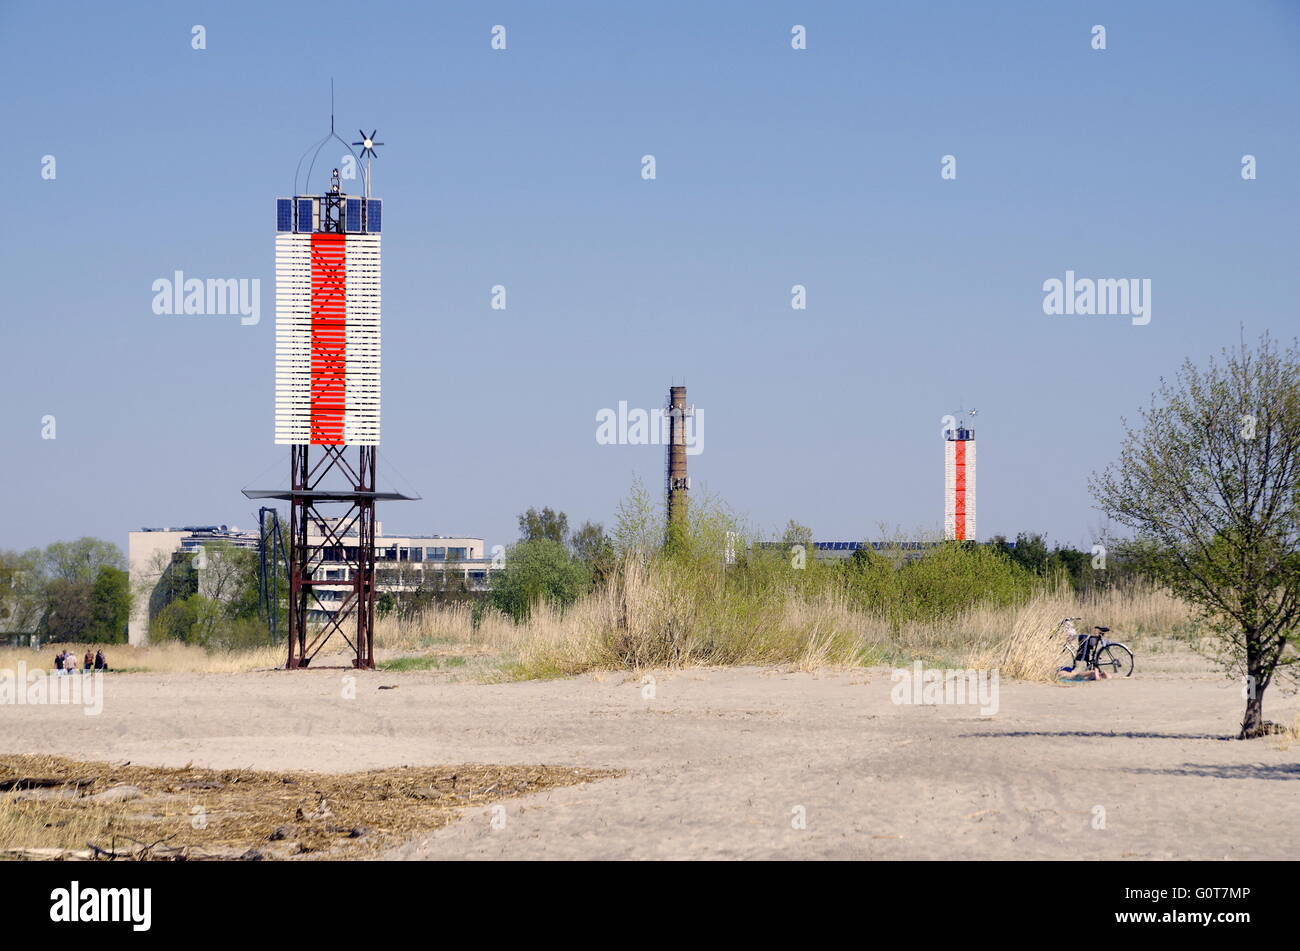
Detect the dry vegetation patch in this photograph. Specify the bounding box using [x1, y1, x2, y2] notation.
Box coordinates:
[0, 754, 620, 861]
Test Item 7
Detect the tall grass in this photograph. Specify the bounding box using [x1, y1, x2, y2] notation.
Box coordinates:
[373, 557, 1200, 683]
[8, 499, 1201, 684]
[2, 582, 1199, 683]
[371, 480, 1205, 682]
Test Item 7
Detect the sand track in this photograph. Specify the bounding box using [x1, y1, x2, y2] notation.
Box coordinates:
[3, 658, 1297, 859]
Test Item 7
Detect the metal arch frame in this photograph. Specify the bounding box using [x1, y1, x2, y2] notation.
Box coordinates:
[295, 133, 363, 205]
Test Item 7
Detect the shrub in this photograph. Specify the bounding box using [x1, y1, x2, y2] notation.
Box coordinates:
[488, 538, 593, 622]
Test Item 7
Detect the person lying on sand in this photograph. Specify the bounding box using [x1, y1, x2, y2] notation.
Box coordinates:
[1059, 668, 1112, 682]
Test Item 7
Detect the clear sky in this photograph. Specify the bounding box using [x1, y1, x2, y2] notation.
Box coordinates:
[2, 0, 1298, 555]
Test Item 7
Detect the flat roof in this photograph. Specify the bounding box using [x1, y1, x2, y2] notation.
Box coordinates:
[242, 489, 420, 502]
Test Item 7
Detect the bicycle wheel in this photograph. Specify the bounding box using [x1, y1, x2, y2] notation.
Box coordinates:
[1094, 643, 1134, 677]
[1057, 647, 1079, 672]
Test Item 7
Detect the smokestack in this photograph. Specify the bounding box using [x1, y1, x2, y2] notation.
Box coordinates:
[666, 385, 691, 537]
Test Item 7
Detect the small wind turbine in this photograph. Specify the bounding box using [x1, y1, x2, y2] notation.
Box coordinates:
[352, 129, 384, 197]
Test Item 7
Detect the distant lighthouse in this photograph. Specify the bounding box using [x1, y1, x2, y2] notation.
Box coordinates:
[943, 415, 976, 541]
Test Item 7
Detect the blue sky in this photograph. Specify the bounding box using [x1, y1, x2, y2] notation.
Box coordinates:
[2, 0, 1298, 554]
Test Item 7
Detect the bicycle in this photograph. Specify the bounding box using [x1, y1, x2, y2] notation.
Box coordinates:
[1056, 617, 1134, 677]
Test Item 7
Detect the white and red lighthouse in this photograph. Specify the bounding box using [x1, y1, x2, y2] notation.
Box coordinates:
[243, 124, 407, 671]
[274, 181, 382, 445]
[943, 423, 976, 541]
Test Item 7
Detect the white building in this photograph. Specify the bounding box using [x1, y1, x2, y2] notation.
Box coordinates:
[127, 522, 499, 645]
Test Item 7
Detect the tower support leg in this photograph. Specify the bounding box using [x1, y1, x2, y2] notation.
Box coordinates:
[284, 444, 378, 670]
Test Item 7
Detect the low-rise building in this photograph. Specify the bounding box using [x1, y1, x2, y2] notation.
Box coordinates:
[127, 522, 500, 645]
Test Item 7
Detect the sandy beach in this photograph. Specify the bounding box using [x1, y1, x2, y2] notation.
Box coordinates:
[4, 646, 1297, 861]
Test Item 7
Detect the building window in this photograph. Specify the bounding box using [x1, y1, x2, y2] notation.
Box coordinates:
[447, 547, 467, 561]
[427, 547, 446, 560]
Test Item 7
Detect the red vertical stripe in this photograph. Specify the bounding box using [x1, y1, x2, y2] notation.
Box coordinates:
[310, 233, 346, 445]
[953, 440, 967, 540]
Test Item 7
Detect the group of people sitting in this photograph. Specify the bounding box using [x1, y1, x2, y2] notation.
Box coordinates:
[53, 649, 108, 674]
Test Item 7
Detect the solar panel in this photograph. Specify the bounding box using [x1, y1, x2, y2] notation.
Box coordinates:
[345, 198, 362, 232]
[276, 199, 292, 232]
[296, 198, 314, 232]
[365, 199, 382, 233]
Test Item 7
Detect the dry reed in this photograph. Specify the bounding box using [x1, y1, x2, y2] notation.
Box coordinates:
[0, 754, 619, 860]
[3, 582, 1201, 684]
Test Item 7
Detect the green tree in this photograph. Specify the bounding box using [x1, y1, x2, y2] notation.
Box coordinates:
[152, 595, 200, 643]
[518, 506, 570, 544]
[1092, 333, 1300, 738]
[570, 521, 615, 584]
[0, 548, 45, 634]
[1005, 532, 1050, 574]
[781, 520, 813, 547]
[988, 532, 1134, 593]
[42, 537, 125, 583]
[844, 546, 899, 616]
[40, 578, 93, 641]
[612, 477, 660, 561]
[145, 542, 266, 647]
[895, 543, 1034, 622]
[87, 566, 131, 643]
[488, 538, 592, 622]
[196, 541, 259, 619]
[781, 520, 814, 564]
[1050, 545, 1093, 591]
[843, 541, 1034, 628]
